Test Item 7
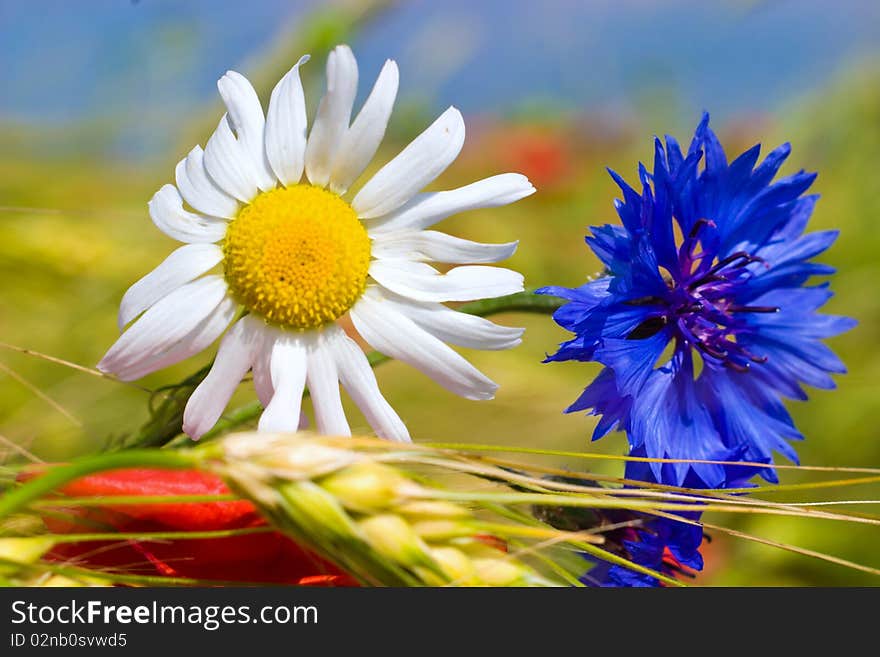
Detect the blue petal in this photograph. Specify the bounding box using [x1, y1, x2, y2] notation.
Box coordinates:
[566, 367, 633, 440]
[744, 334, 839, 391]
[664, 134, 684, 170]
[746, 285, 857, 340]
[595, 328, 673, 397]
[698, 365, 802, 481]
[688, 111, 711, 156]
[773, 194, 819, 241]
[727, 143, 761, 187]
[536, 278, 611, 304]
[586, 224, 631, 269]
[607, 168, 643, 234]
[627, 354, 728, 486]
[700, 123, 728, 175]
[751, 142, 792, 189]
[649, 138, 679, 270]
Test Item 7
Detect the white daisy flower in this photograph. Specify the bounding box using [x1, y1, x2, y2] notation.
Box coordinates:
[98, 45, 534, 443]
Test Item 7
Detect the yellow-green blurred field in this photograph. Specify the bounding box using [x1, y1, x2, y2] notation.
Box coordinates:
[1, 2, 879, 585]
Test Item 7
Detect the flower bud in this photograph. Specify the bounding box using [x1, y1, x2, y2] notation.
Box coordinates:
[396, 500, 470, 519]
[321, 462, 412, 511]
[411, 519, 476, 541]
[279, 481, 358, 539]
[429, 547, 477, 584]
[472, 557, 527, 586]
[42, 575, 97, 587]
[412, 566, 448, 586]
[225, 433, 357, 479]
[0, 537, 55, 575]
[357, 514, 433, 568]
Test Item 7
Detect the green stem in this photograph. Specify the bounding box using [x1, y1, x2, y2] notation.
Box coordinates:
[150, 290, 563, 448]
[47, 527, 273, 543]
[0, 450, 199, 521]
[0, 557, 273, 587]
[197, 402, 263, 443]
[456, 290, 564, 316]
[31, 493, 237, 507]
[112, 364, 212, 450]
[577, 542, 685, 587]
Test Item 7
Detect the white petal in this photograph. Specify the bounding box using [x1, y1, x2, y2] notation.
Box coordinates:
[331, 328, 410, 442]
[251, 328, 310, 430]
[265, 55, 310, 186]
[329, 59, 399, 194]
[371, 230, 518, 264]
[118, 243, 223, 330]
[305, 45, 358, 187]
[367, 173, 535, 235]
[217, 70, 276, 192]
[251, 323, 275, 407]
[369, 260, 524, 302]
[378, 289, 523, 351]
[258, 332, 308, 433]
[183, 315, 263, 439]
[98, 276, 233, 381]
[119, 297, 237, 382]
[204, 114, 260, 203]
[175, 146, 239, 219]
[350, 291, 497, 400]
[352, 106, 465, 219]
[148, 184, 227, 243]
[305, 329, 351, 436]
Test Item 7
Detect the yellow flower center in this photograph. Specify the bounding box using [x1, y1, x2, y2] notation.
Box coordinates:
[222, 185, 371, 330]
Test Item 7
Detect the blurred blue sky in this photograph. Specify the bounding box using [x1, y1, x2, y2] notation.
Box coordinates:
[1, 0, 878, 151]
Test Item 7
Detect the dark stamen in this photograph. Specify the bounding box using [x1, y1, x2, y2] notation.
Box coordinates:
[687, 274, 724, 290]
[739, 347, 769, 364]
[694, 340, 727, 360]
[710, 251, 751, 270]
[624, 296, 666, 307]
[728, 305, 779, 314]
[678, 218, 716, 265]
[688, 217, 715, 240]
[626, 315, 668, 340]
[703, 251, 765, 278]
[675, 302, 703, 315]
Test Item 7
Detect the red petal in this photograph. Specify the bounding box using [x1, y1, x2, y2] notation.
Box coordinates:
[44, 468, 260, 530]
[28, 466, 358, 586]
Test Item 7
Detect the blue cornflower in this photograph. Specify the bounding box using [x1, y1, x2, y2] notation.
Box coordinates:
[538, 113, 854, 488]
[580, 452, 705, 587]
[530, 469, 705, 587]
[582, 513, 704, 587]
[583, 448, 770, 587]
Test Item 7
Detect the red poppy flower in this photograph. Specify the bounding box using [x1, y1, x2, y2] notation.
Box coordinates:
[468, 123, 576, 190]
[25, 467, 357, 586]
